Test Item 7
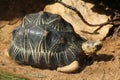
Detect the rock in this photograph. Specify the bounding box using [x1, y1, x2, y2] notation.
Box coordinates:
[44, 0, 113, 40]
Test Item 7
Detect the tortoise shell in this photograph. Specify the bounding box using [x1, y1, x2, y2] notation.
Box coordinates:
[9, 11, 86, 69]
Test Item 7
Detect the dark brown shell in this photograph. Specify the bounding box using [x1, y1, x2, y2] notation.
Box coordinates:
[8, 11, 86, 69]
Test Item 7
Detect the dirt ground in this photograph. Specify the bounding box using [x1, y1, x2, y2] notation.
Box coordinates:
[0, 0, 120, 80]
[0, 20, 120, 80]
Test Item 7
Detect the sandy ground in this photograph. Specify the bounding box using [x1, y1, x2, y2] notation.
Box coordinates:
[0, 1, 120, 80]
[0, 17, 120, 80]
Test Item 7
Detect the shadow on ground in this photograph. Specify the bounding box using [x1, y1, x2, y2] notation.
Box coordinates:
[0, 0, 45, 20]
[82, 0, 120, 15]
[77, 53, 114, 73]
[0, 0, 62, 21]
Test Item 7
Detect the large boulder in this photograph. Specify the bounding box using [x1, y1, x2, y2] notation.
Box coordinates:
[44, 0, 113, 40]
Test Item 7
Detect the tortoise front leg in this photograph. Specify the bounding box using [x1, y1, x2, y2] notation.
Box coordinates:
[57, 60, 79, 73]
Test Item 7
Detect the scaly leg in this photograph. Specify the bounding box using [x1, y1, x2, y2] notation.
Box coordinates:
[57, 60, 79, 73]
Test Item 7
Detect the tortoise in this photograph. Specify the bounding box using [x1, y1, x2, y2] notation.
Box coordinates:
[8, 11, 102, 73]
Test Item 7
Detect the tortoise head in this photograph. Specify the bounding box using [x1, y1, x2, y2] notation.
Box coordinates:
[81, 40, 102, 55]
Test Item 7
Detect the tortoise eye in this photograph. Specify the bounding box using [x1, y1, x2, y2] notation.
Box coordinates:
[95, 44, 102, 50]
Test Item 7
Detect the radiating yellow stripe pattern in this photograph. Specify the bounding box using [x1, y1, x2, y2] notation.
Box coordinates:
[8, 11, 84, 68]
